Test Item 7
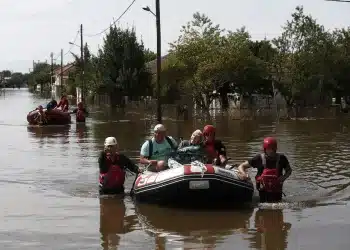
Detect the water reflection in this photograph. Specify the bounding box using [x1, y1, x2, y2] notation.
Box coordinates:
[135, 204, 254, 249]
[249, 209, 291, 250]
[99, 197, 138, 250]
[27, 125, 71, 139]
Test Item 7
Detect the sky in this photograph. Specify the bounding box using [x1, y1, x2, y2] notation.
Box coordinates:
[0, 0, 350, 73]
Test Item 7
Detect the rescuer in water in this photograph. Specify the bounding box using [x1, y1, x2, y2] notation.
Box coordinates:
[72, 102, 88, 122]
[237, 137, 292, 203]
[98, 137, 140, 195]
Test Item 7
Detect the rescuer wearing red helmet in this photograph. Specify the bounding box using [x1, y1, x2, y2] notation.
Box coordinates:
[237, 137, 292, 203]
[203, 125, 227, 166]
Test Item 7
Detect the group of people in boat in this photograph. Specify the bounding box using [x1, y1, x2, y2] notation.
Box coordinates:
[98, 123, 292, 203]
[34, 95, 88, 125]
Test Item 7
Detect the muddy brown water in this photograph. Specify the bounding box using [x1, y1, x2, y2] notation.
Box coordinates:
[0, 88, 349, 250]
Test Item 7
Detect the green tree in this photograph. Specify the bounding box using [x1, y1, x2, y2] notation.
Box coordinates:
[1, 70, 11, 77]
[99, 26, 152, 104]
[271, 6, 334, 109]
[165, 13, 269, 110]
[7, 72, 24, 88]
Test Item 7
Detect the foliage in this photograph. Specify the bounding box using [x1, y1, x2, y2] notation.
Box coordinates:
[165, 13, 271, 109]
[67, 27, 153, 103]
[160, 6, 350, 111]
[23, 4, 350, 112]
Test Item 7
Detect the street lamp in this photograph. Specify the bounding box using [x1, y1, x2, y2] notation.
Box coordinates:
[143, 0, 162, 124]
[142, 6, 156, 17]
[68, 41, 85, 103]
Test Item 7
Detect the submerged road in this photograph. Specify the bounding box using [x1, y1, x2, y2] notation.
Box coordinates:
[0, 88, 349, 249]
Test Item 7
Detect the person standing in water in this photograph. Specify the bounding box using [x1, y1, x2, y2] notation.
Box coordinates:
[98, 137, 139, 195]
[237, 137, 292, 203]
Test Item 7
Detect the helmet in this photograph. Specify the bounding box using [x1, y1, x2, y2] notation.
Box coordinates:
[203, 125, 215, 135]
[154, 124, 166, 132]
[104, 137, 117, 146]
[263, 137, 277, 151]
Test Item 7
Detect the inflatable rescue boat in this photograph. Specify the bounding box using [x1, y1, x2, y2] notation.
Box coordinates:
[27, 108, 71, 125]
[133, 159, 254, 206]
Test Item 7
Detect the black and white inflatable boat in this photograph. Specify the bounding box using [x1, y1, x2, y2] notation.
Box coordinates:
[133, 159, 254, 206]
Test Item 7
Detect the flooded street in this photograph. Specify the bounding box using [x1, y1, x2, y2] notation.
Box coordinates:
[0, 88, 349, 250]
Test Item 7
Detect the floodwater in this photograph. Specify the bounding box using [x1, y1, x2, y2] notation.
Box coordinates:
[0, 88, 349, 250]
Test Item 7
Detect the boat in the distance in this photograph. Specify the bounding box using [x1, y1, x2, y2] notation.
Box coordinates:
[133, 152, 254, 206]
[27, 108, 71, 125]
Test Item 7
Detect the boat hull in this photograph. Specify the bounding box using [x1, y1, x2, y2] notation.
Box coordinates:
[27, 109, 71, 125]
[133, 163, 254, 206]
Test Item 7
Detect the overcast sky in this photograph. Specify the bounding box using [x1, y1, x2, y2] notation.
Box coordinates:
[0, 0, 349, 73]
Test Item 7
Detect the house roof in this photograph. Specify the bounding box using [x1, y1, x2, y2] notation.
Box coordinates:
[53, 63, 76, 76]
[145, 54, 169, 74]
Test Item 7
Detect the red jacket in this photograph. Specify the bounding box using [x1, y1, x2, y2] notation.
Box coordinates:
[56, 99, 69, 112]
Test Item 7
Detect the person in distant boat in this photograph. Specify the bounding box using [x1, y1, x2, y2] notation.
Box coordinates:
[46, 99, 57, 111]
[176, 129, 207, 164]
[98, 137, 139, 195]
[237, 137, 292, 203]
[203, 125, 227, 166]
[55, 95, 69, 112]
[35, 105, 48, 125]
[72, 102, 88, 122]
[140, 124, 178, 172]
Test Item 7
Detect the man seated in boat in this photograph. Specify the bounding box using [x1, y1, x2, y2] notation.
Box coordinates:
[175, 129, 207, 164]
[202, 125, 228, 167]
[98, 137, 140, 195]
[54, 95, 69, 112]
[140, 124, 178, 172]
[237, 137, 292, 203]
[46, 99, 57, 111]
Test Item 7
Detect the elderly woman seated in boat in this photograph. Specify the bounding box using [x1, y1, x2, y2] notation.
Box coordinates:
[174, 130, 207, 164]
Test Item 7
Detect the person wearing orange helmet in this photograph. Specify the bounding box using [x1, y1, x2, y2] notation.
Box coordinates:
[202, 125, 227, 166]
[237, 137, 292, 203]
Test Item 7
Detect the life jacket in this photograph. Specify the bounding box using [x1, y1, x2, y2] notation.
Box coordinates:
[57, 100, 69, 112]
[255, 153, 282, 193]
[99, 153, 126, 189]
[76, 109, 85, 122]
[205, 141, 217, 160]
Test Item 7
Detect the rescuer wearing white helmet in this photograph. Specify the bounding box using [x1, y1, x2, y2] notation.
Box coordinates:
[140, 124, 178, 172]
[98, 136, 139, 195]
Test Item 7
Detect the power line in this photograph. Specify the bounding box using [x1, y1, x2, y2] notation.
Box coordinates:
[84, 0, 137, 37]
[52, 29, 80, 61]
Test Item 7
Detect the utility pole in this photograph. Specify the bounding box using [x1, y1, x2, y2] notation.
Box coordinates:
[60, 49, 63, 95]
[80, 24, 85, 102]
[155, 0, 162, 123]
[32, 60, 36, 91]
[50, 52, 54, 95]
